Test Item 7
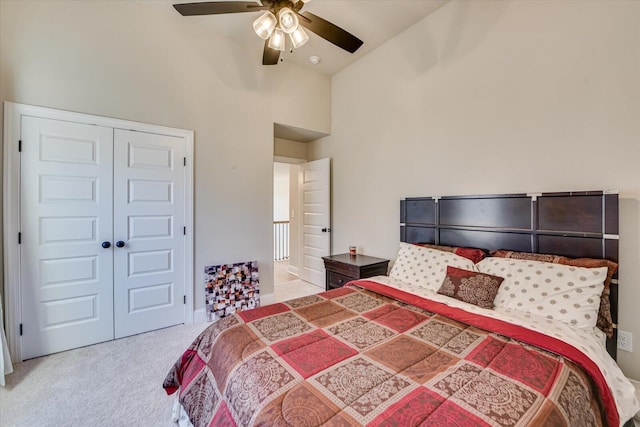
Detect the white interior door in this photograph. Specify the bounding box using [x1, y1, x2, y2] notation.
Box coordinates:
[113, 129, 185, 338]
[20, 116, 115, 359]
[299, 158, 331, 287]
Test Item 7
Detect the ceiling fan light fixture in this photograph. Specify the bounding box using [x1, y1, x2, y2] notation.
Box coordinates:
[253, 11, 277, 40]
[268, 27, 286, 51]
[290, 26, 309, 49]
[173, 0, 364, 65]
[278, 7, 299, 34]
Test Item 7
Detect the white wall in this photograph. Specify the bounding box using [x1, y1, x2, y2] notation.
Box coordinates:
[0, 1, 331, 310]
[274, 137, 309, 160]
[273, 162, 290, 221]
[288, 164, 301, 275]
[310, 0, 640, 378]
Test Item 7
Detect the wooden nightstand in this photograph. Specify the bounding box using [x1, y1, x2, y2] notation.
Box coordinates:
[322, 253, 390, 291]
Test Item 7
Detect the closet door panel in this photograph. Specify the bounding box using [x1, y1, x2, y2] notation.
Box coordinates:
[20, 116, 114, 360]
[113, 129, 186, 338]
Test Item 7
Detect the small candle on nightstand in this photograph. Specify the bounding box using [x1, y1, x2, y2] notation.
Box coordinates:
[349, 246, 357, 256]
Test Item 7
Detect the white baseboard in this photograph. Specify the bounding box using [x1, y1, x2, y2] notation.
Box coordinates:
[287, 266, 299, 276]
[193, 308, 207, 323]
[261, 292, 275, 306]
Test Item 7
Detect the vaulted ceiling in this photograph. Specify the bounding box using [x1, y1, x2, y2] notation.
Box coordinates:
[169, 0, 450, 75]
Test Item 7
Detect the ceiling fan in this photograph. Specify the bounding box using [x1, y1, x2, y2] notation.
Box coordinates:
[173, 0, 364, 65]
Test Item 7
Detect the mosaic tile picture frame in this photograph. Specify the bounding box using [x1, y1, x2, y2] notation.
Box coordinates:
[204, 260, 260, 322]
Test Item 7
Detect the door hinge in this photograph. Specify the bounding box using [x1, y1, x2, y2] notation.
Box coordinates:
[18, 140, 22, 152]
[18, 232, 21, 244]
[19, 324, 23, 336]
[183, 295, 187, 304]
[183, 226, 186, 236]
[184, 157, 186, 166]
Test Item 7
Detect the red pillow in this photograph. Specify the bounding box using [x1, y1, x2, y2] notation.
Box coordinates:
[415, 243, 487, 264]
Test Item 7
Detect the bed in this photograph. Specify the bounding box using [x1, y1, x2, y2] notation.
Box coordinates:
[164, 191, 640, 426]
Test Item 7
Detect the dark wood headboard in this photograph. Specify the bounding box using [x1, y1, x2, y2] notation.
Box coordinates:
[400, 191, 620, 359]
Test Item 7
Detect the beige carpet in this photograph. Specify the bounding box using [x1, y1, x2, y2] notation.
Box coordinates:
[0, 322, 208, 426]
[0, 278, 322, 426]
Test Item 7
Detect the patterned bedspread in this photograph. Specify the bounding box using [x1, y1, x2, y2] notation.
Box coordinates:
[164, 281, 618, 426]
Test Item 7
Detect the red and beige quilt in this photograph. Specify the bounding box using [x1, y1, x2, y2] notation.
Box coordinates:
[164, 281, 627, 426]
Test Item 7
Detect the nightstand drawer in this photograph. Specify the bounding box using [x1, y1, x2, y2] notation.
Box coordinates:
[327, 271, 352, 290]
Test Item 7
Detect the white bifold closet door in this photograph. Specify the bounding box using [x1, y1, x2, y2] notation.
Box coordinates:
[20, 116, 185, 360]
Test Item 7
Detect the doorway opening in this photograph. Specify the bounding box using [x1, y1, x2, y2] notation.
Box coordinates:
[273, 161, 297, 284]
[272, 129, 329, 301]
[273, 160, 322, 301]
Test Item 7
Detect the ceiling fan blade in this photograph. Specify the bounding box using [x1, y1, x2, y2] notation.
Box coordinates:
[297, 11, 363, 54]
[263, 40, 281, 65]
[173, 1, 268, 16]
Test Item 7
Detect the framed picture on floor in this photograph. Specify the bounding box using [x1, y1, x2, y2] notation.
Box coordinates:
[204, 260, 260, 322]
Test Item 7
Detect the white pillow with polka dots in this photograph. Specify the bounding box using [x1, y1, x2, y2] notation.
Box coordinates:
[388, 242, 476, 292]
[477, 257, 607, 330]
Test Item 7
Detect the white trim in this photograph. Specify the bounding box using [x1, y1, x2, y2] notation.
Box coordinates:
[193, 308, 207, 324]
[287, 265, 299, 277]
[183, 121, 195, 326]
[527, 192, 542, 201]
[604, 234, 620, 240]
[260, 292, 276, 306]
[273, 156, 306, 165]
[2, 102, 195, 363]
[3, 102, 23, 363]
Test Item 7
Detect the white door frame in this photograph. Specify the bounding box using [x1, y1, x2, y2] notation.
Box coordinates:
[3, 102, 195, 363]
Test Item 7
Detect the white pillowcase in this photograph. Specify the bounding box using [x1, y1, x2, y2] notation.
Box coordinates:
[388, 242, 476, 292]
[476, 257, 607, 330]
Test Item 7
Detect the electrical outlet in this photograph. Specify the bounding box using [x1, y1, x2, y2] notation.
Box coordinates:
[618, 330, 633, 352]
